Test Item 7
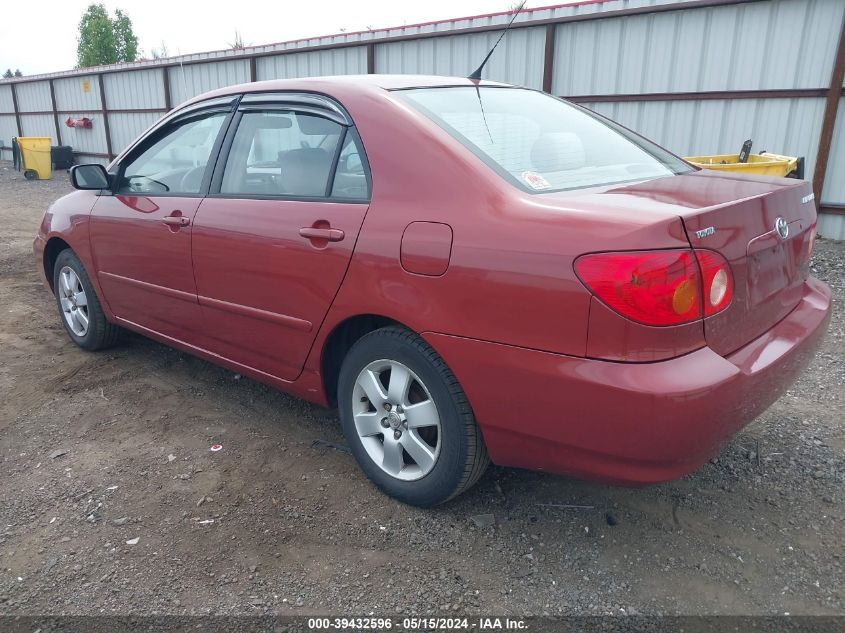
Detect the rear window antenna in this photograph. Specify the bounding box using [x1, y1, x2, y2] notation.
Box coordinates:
[468, 1, 527, 81]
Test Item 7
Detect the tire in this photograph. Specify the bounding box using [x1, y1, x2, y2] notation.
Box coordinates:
[53, 249, 119, 351]
[338, 326, 489, 506]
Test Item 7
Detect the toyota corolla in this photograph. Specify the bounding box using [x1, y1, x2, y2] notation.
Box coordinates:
[33, 75, 831, 506]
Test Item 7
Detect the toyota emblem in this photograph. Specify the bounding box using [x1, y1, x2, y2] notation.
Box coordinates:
[775, 217, 789, 240]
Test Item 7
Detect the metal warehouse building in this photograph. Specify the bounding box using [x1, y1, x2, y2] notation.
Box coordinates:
[1, 0, 844, 238]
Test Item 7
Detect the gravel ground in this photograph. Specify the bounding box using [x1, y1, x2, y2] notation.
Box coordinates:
[0, 162, 842, 616]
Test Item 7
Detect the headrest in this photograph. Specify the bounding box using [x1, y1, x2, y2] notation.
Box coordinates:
[278, 147, 331, 167]
[297, 114, 341, 136]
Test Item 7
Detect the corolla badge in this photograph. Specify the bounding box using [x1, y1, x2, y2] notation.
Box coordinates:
[775, 217, 789, 240]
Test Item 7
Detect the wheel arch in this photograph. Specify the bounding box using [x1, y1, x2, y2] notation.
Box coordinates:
[43, 236, 73, 290]
[320, 313, 414, 407]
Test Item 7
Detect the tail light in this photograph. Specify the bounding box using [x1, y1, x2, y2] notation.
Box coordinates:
[574, 249, 732, 326]
[695, 249, 733, 316]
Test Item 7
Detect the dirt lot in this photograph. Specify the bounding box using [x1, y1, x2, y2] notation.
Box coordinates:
[0, 161, 843, 617]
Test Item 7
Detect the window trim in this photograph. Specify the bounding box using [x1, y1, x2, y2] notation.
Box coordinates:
[325, 126, 348, 197]
[207, 100, 371, 204]
[330, 126, 372, 201]
[111, 104, 237, 199]
[240, 92, 351, 126]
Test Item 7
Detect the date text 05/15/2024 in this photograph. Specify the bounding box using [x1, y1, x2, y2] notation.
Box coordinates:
[306, 617, 527, 630]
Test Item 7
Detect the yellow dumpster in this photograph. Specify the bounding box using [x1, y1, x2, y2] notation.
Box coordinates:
[16, 137, 53, 180]
[685, 152, 801, 179]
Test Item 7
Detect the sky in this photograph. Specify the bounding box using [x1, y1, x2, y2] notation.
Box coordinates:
[0, 0, 558, 76]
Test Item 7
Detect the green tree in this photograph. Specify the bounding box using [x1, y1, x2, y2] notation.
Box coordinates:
[76, 4, 139, 68]
[13, 69, 22, 77]
[77, 4, 116, 67]
[113, 9, 138, 62]
[2, 69, 12, 79]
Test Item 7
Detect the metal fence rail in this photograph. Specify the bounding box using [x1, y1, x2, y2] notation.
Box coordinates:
[1, 0, 843, 238]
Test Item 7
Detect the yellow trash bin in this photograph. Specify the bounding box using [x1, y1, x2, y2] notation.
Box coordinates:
[684, 152, 800, 179]
[16, 137, 53, 180]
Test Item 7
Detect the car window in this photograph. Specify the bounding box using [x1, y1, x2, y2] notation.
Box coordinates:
[330, 129, 369, 200]
[220, 111, 343, 197]
[399, 87, 692, 193]
[119, 112, 227, 195]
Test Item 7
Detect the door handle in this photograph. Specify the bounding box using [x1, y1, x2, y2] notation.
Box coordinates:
[299, 227, 345, 242]
[162, 215, 190, 227]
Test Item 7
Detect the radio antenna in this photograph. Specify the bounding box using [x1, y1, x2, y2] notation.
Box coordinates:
[468, 1, 527, 81]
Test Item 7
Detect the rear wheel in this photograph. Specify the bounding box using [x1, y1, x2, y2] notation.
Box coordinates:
[338, 326, 489, 506]
[53, 249, 119, 351]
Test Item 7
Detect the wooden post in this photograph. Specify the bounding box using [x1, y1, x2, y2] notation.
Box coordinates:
[813, 13, 845, 204]
[97, 74, 114, 160]
[10, 82, 22, 137]
[366, 43, 376, 74]
[542, 24, 556, 94]
[162, 68, 172, 111]
[249, 57, 257, 82]
[49, 79, 62, 146]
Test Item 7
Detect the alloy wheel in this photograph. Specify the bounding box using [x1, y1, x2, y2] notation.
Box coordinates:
[352, 359, 442, 481]
[58, 266, 89, 337]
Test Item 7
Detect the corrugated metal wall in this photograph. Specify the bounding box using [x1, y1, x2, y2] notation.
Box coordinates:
[582, 98, 827, 184]
[0, 0, 843, 238]
[0, 85, 13, 112]
[19, 114, 54, 138]
[108, 111, 160, 151]
[54, 76, 101, 111]
[824, 99, 845, 191]
[167, 60, 250, 105]
[60, 111, 108, 154]
[15, 81, 51, 112]
[0, 118, 16, 151]
[257, 48, 368, 80]
[0, 85, 15, 151]
[821, 98, 845, 236]
[553, 0, 843, 95]
[376, 26, 547, 89]
[103, 69, 166, 109]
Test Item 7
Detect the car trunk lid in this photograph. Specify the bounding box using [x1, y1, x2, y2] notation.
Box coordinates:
[612, 170, 816, 356]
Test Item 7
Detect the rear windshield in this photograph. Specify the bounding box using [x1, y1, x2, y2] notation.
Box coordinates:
[399, 87, 693, 193]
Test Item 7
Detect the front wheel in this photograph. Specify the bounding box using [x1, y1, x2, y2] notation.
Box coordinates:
[53, 249, 119, 351]
[338, 326, 489, 506]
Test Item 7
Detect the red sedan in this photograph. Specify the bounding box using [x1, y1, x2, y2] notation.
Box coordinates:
[34, 76, 831, 506]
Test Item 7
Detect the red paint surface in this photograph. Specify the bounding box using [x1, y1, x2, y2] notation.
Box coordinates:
[401, 222, 453, 276]
[191, 198, 369, 381]
[34, 76, 832, 485]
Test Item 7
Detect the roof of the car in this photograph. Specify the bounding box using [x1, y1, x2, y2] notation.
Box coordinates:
[253, 74, 508, 90]
[187, 74, 512, 105]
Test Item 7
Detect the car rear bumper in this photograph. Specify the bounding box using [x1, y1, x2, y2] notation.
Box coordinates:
[423, 276, 831, 485]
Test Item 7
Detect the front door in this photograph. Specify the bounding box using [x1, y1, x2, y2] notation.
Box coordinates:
[192, 104, 371, 381]
[90, 108, 230, 343]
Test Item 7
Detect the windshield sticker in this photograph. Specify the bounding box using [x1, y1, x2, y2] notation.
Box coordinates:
[521, 171, 550, 190]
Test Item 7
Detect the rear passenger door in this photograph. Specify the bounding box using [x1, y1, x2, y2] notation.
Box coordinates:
[191, 94, 371, 381]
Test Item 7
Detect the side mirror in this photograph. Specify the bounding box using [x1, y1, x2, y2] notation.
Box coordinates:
[70, 164, 110, 190]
